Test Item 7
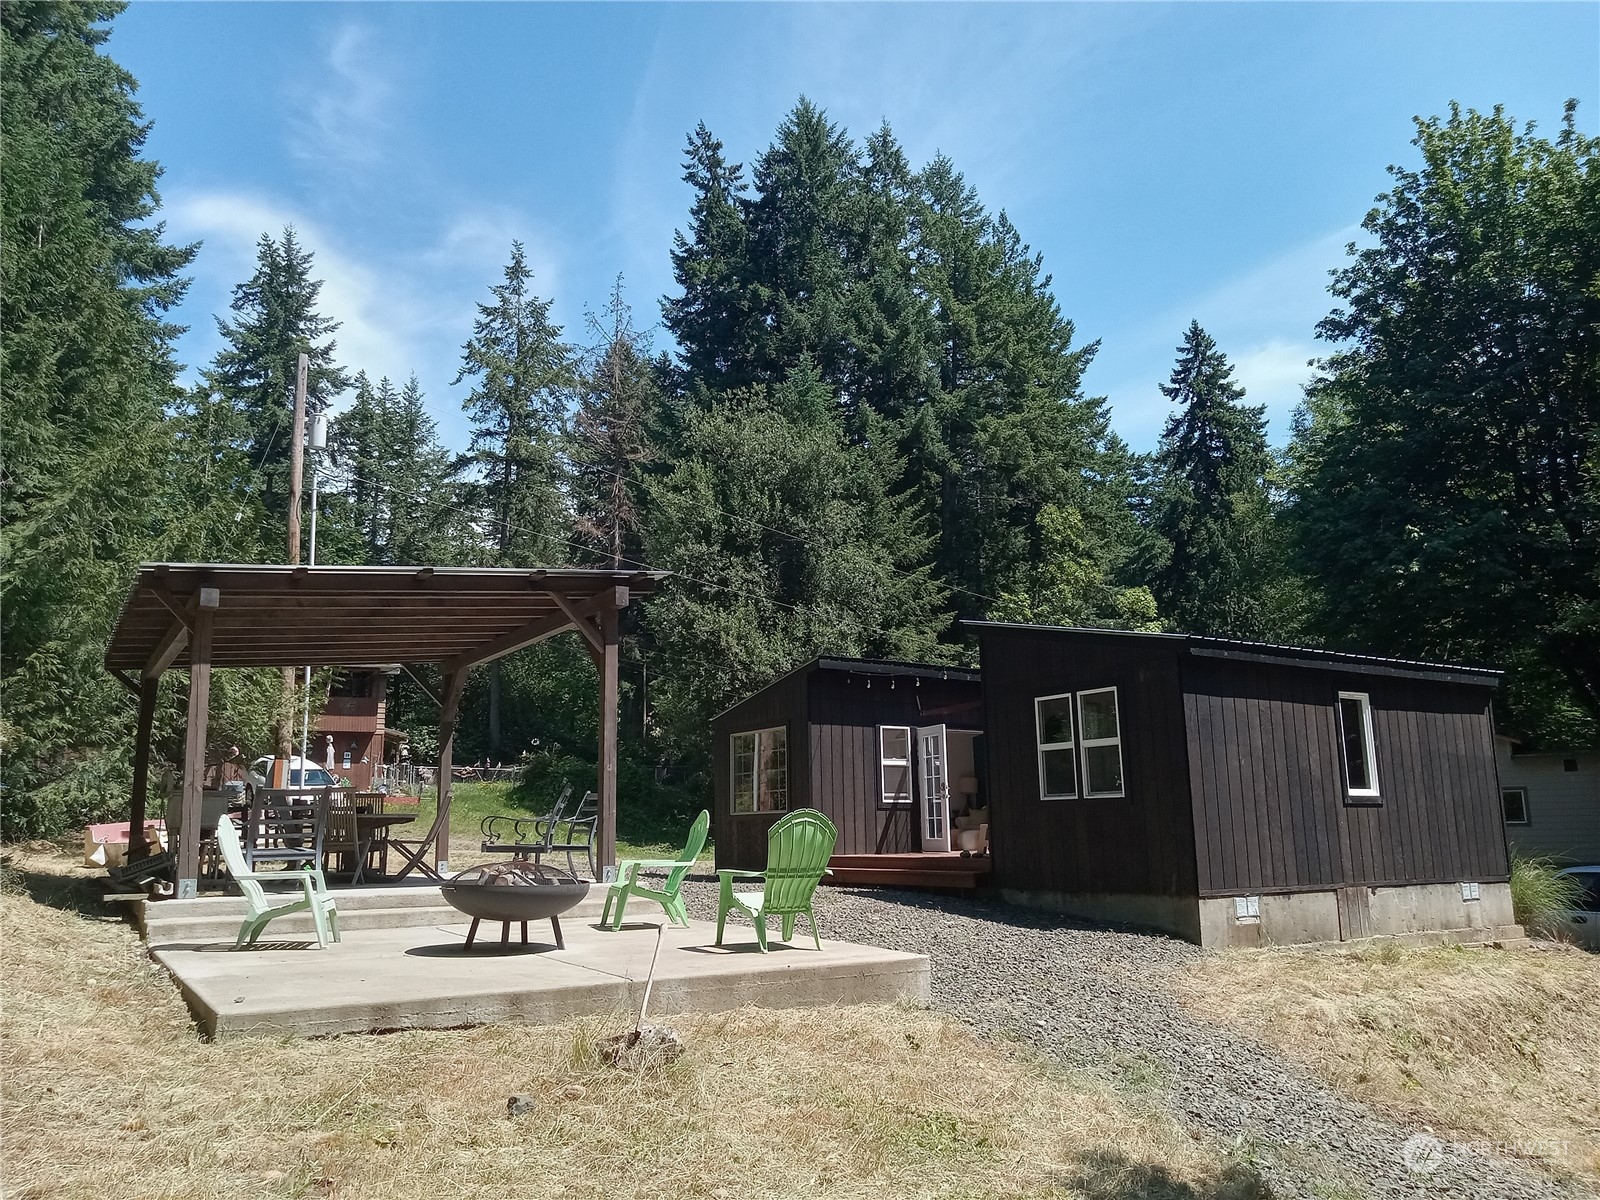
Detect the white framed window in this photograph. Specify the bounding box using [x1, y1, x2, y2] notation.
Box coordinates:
[1076, 687, 1125, 798]
[1035, 693, 1078, 800]
[879, 726, 913, 806]
[1501, 788, 1530, 826]
[730, 727, 788, 815]
[1336, 691, 1380, 799]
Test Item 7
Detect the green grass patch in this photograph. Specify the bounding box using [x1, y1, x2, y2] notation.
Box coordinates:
[424, 773, 710, 864]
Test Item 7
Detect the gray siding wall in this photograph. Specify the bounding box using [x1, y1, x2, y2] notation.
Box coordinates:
[1497, 744, 1600, 864]
[1183, 656, 1509, 894]
[979, 628, 1197, 898]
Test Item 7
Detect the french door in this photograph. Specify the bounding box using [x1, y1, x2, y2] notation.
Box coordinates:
[915, 724, 951, 852]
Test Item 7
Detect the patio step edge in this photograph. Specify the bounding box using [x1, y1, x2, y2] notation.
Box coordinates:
[143, 896, 609, 944]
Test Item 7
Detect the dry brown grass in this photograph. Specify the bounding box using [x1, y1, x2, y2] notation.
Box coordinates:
[1170, 941, 1600, 1187]
[2, 851, 1267, 1200]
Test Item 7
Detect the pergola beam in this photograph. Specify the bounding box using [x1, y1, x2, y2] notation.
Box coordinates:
[433, 668, 468, 875]
[551, 592, 604, 656]
[176, 587, 219, 898]
[438, 592, 611, 676]
[126, 676, 160, 860]
[144, 616, 190, 678]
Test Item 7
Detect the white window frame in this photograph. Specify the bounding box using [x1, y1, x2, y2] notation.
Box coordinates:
[1035, 692, 1078, 801]
[1501, 787, 1530, 826]
[730, 726, 789, 815]
[878, 725, 913, 806]
[1336, 691, 1381, 799]
[1076, 686, 1126, 799]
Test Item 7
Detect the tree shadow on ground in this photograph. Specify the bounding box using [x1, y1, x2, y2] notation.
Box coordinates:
[0, 849, 120, 923]
[1061, 1152, 1274, 1200]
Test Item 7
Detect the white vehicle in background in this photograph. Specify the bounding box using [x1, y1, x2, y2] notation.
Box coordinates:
[1548, 866, 1600, 951]
[244, 755, 339, 800]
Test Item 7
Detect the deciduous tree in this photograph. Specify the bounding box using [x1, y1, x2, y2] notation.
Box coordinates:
[1289, 102, 1600, 743]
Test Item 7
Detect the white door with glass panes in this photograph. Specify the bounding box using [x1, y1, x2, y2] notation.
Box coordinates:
[916, 724, 951, 851]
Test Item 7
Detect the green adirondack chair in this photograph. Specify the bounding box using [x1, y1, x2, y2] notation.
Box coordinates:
[215, 812, 340, 948]
[716, 808, 836, 952]
[601, 809, 709, 929]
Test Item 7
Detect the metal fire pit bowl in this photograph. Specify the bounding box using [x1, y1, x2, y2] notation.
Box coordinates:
[440, 861, 591, 950]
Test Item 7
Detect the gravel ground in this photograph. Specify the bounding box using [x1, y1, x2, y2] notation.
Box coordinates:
[679, 880, 1590, 1200]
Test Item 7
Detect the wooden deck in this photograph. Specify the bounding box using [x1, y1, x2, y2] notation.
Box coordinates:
[825, 852, 992, 890]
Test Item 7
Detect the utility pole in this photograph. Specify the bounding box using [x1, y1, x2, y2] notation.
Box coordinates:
[300, 412, 327, 763]
[287, 352, 308, 564]
[274, 353, 310, 784]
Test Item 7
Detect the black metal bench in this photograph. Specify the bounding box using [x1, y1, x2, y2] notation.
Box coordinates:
[479, 782, 572, 862]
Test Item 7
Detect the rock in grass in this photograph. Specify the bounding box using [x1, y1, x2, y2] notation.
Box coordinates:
[598, 1024, 683, 1070]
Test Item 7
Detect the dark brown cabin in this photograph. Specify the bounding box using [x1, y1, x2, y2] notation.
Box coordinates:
[972, 623, 1516, 946]
[710, 658, 986, 886]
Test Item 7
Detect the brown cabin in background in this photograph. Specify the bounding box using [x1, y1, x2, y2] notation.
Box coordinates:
[312, 668, 390, 792]
[709, 629, 1518, 947]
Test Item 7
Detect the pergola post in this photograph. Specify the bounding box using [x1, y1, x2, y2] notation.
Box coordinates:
[177, 587, 219, 898]
[434, 669, 466, 876]
[126, 676, 160, 860]
[596, 598, 621, 874]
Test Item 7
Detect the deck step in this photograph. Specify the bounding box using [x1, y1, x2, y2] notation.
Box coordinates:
[827, 854, 991, 872]
[140, 889, 608, 945]
[824, 855, 991, 890]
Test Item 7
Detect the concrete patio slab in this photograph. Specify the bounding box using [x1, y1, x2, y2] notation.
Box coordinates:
[150, 916, 931, 1039]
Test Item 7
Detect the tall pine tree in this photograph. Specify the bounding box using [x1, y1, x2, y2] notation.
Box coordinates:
[571, 280, 658, 570]
[457, 242, 575, 567]
[208, 227, 350, 539]
[1, 0, 196, 836]
[642, 363, 947, 761]
[1146, 321, 1290, 638]
[457, 243, 576, 755]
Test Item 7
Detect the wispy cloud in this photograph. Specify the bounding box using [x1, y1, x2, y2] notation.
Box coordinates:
[167, 186, 571, 452]
[291, 23, 393, 176]
[1091, 227, 1355, 448]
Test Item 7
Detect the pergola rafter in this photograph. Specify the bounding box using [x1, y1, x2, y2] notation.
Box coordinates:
[105, 563, 667, 898]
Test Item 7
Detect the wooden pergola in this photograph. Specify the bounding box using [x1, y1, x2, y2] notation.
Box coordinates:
[104, 563, 667, 898]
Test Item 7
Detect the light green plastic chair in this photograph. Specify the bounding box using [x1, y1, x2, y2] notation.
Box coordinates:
[716, 809, 836, 952]
[215, 813, 340, 948]
[601, 809, 710, 930]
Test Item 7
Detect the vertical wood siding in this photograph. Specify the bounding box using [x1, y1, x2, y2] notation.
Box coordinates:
[978, 629, 1197, 897]
[710, 668, 812, 871]
[806, 671, 984, 856]
[1182, 657, 1509, 894]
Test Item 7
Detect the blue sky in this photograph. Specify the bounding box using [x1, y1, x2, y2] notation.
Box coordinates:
[115, 2, 1597, 453]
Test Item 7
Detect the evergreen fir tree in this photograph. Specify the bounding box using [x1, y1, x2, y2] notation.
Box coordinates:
[1, 0, 196, 836]
[209, 227, 350, 534]
[642, 363, 949, 763]
[1147, 321, 1288, 638]
[662, 124, 752, 392]
[164, 374, 268, 563]
[384, 375, 465, 565]
[571, 280, 658, 569]
[457, 242, 575, 566]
